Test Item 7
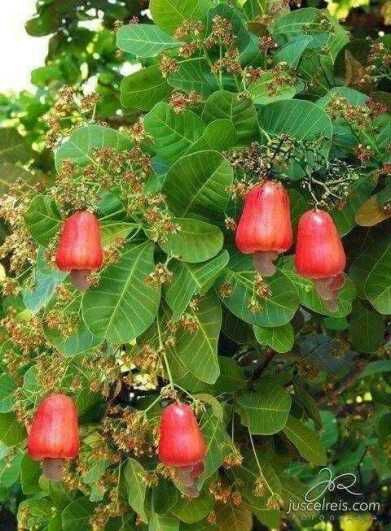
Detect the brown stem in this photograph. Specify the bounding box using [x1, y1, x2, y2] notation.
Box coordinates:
[250, 349, 277, 383]
[318, 360, 365, 406]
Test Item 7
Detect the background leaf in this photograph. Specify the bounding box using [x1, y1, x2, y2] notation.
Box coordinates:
[163, 150, 233, 219]
[82, 242, 161, 344]
[283, 416, 327, 466]
[23, 247, 67, 313]
[237, 380, 292, 435]
[165, 251, 229, 318]
[171, 293, 221, 384]
[25, 195, 61, 246]
[159, 218, 224, 263]
[253, 323, 294, 353]
[55, 125, 131, 169]
[144, 102, 205, 164]
[202, 91, 258, 144]
[121, 65, 171, 111]
[116, 24, 180, 58]
[0, 413, 26, 446]
[217, 254, 299, 328]
[124, 458, 148, 523]
[150, 0, 211, 35]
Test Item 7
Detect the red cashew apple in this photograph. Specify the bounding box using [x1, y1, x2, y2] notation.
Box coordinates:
[159, 403, 206, 497]
[56, 211, 103, 290]
[295, 209, 346, 311]
[27, 393, 80, 481]
[235, 181, 293, 276]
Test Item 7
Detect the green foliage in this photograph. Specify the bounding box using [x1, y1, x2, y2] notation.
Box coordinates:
[0, 1, 390, 530]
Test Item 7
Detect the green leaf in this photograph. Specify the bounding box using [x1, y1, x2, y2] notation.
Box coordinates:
[283, 416, 327, 466]
[116, 24, 181, 57]
[299, 334, 354, 374]
[317, 86, 369, 108]
[62, 498, 94, 531]
[0, 413, 26, 446]
[189, 119, 237, 153]
[163, 150, 233, 219]
[165, 250, 229, 318]
[214, 503, 253, 531]
[0, 374, 16, 413]
[274, 36, 313, 68]
[358, 360, 391, 379]
[44, 294, 101, 356]
[319, 410, 338, 448]
[214, 357, 246, 394]
[55, 125, 131, 170]
[82, 242, 161, 344]
[281, 257, 356, 318]
[248, 72, 302, 105]
[203, 90, 258, 144]
[254, 323, 294, 353]
[121, 65, 171, 111]
[217, 254, 299, 328]
[101, 221, 138, 247]
[172, 491, 213, 524]
[150, 0, 211, 35]
[350, 235, 391, 315]
[20, 454, 41, 495]
[168, 58, 220, 96]
[0, 448, 23, 488]
[200, 408, 232, 480]
[334, 178, 377, 237]
[45, 316, 102, 357]
[349, 302, 384, 353]
[18, 498, 53, 530]
[25, 195, 61, 246]
[124, 458, 148, 523]
[149, 513, 179, 531]
[144, 102, 205, 163]
[0, 162, 36, 194]
[258, 99, 333, 159]
[237, 380, 292, 435]
[0, 128, 32, 163]
[159, 218, 223, 263]
[172, 293, 221, 384]
[23, 248, 67, 314]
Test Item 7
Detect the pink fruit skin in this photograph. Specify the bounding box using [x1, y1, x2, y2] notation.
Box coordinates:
[159, 404, 206, 468]
[28, 394, 80, 460]
[235, 181, 293, 254]
[55, 211, 103, 271]
[295, 209, 346, 280]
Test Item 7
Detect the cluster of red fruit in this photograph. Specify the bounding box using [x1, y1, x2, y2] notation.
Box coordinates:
[235, 181, 346, 309]
[28, 395, 206, 493]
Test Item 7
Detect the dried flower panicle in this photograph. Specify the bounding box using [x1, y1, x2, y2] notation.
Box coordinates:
[169, 91, 202, 113]
[145, 262, 173, 287]
[159, 54, 179, 78]
[103, 406, 154, 457]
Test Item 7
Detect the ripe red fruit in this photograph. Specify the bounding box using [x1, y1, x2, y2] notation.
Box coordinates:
[159, 403, 206, 468]
[55, 211, 103, 289]
[159, 403, 206, 497]
[235, 181, 293, 276]
[28, 393, 79, 481]
[295, 209, 346, 310]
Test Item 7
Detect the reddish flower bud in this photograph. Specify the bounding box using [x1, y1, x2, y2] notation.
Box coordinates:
[159, 403, 206, 468]
[295, 209, 346, 310]
[235, 181, 293, 276]
[28, 393, 79, 481]
[56, 211, 103, 289]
